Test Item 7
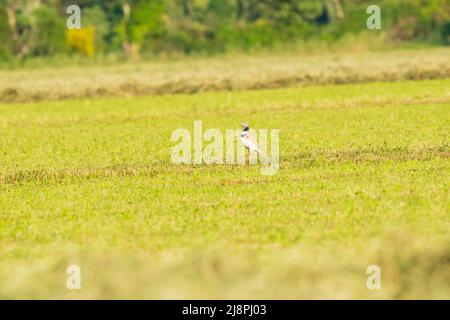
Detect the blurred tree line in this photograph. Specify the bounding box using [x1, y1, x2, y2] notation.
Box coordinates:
[0, 0, 448, 61]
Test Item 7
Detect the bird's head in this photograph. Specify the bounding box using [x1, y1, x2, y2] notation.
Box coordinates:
[242, 122, 249, 131]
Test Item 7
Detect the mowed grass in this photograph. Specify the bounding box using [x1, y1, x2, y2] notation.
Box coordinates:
[1, 47, 449, 103]
[0, 79, 449, 299]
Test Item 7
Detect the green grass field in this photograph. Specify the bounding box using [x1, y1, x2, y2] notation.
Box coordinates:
[0, 78, 449, 299]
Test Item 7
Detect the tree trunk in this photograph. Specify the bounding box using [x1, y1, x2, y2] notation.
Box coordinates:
[332, 0, 344, 19]
[236, 0, 244, 20]
[182, 0, 191, 17]
[5, 3, 18, 42]
[122, 2, 137, 59]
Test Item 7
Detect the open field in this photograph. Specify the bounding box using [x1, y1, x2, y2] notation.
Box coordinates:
[0, 77, 449, 299]
[1, 47, 449, 103]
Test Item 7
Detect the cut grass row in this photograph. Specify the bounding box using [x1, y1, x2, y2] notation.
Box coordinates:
[1, 47, 449, 103]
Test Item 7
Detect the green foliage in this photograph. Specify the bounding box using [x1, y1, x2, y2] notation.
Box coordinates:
[116, 0, 164, 50]
[0, 0, 448, 58]
[379, 0, 450, 41]
[441, 22, 450, 44]
[0, 7, 12, 61]
[83, 6, 109, 54]
[207, 0, 234, 20]
[32, 6, 65, 56]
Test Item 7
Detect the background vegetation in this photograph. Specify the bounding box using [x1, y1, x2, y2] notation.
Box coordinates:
[0, 1, 448, 299]
[0, 0, 449, 66]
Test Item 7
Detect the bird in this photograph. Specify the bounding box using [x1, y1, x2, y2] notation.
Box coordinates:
[240, 122, 259, 154]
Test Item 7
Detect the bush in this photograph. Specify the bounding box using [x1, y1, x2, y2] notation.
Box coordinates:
[441, 22, 450, 44]
[0, 7, 12, 62]
[32, 7, 66, 56]
[66, 28, 95, 57]
[83, 6, 109, 54]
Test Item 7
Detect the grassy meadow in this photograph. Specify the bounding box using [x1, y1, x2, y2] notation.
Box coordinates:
[0, 50, 449, 299]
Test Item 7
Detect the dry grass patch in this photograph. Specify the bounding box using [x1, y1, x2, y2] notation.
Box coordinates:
[1, 48, 449, 103]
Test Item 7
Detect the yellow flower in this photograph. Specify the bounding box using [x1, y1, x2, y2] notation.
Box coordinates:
[66, 27, 95, 57]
